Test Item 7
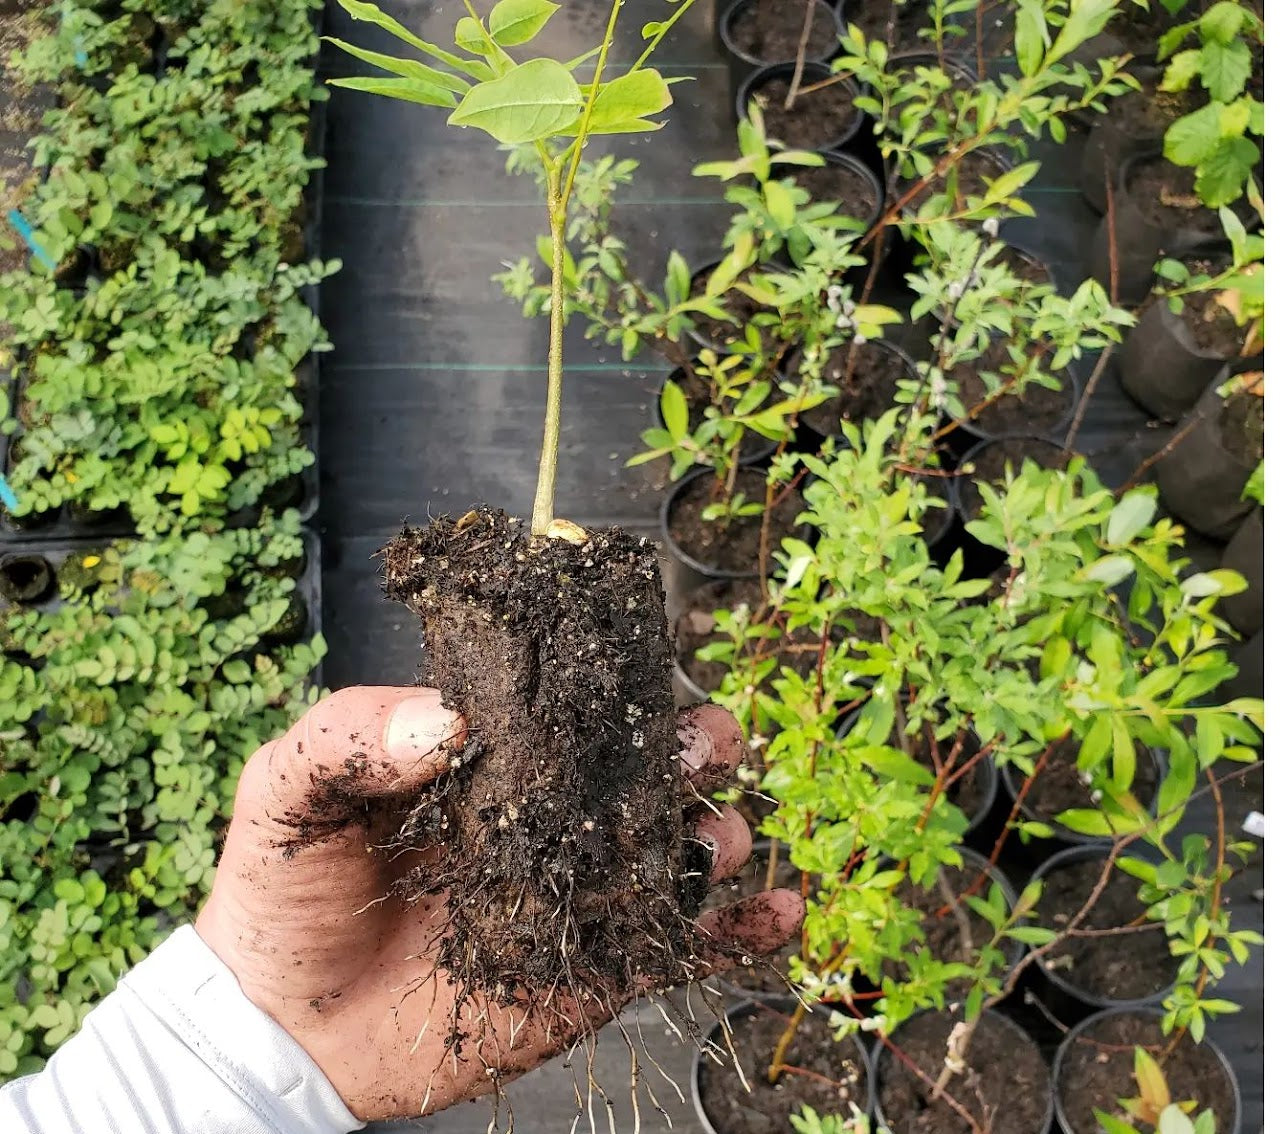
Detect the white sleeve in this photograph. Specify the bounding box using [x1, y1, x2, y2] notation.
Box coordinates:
[0, 925, 364, 1134]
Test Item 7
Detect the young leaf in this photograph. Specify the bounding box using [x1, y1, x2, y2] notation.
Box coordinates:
[324, 37, 472, 92]
[1106, 491, 1157, 546]
[1158, 1106, 1197, 1134]
[329, 75, 458, 108]
[585, 69, 673, 133]
[660, 380, 690, 440]
[333, 0, 490, 79]
[448, 59, 583, 144]
[1133, 1047, 1171, 1111]
[489, 0, 560, 47]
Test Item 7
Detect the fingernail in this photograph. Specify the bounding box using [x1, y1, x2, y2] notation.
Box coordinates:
[386, 694, 463, 762]
[678, 718, 713, 773]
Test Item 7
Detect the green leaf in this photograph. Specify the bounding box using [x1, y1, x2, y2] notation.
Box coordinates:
[1084, 555, 1135, 587]
[448, 59, 583, 144]
[1055, 808, 1116, 836]
[333, 0, 490, 79]
[1014, 3, 1047, 75]
[660, 380, 689, 440]
[1112, 719, 1136, 792]
[1194, 135, 1259, 207]
[1198, 40, 1251, 103]
[1158, 1106, 1197, 1134]
[330, 75, 457, 108]
[489, 0, 559, 46]
[584, 69, 672, 133]
[1160, 49, 1201, 93]
[1006, 925, 1058, 945]
[324, 37, 470, 92]
[1165, 104, 1223, 165]
[1096, 1111, 1141, 1134]
[1106, 491, 1157, 546]
[454, 16, 488, 53]
[763, 180, 797, 229]
[1198, 1, 1245, 43]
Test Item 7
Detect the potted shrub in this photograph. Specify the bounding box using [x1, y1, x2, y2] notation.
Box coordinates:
[697, 411, 1260, 1134]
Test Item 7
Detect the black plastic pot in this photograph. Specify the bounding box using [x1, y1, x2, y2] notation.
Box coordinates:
[692, 1000, 874, 1134]
[735, 61, 867, 153]
[1154, 376, 1260, 540]
[672, 577, 762, 702]
[1079, 66, 1165, 215]
[0, 552, 55, 605]
[1119, 297, 1242, 423]
[776, 149, 885, 250]
[717, 0, 841, 35]
[952, 355, 1082, 452]
[1219, 508, 1262, 636]
[952, 435, 1071, 577]
[684, 257, 791, 359]
[1052, 1008, 1243, 1134]
[660, 466, 782, 582]
[719, 0, 844, 99]
[835, 708, 999, 842]
[1000, 743, 1167, 854]
[1220, 628, 1261, 700]
[797, 337, 919, 444]
[1086, 150, 1231, 306]
[1028, 845, 1175, 1026]
[654, 367, 779, 470]
[871, 1010, 1054, 1134]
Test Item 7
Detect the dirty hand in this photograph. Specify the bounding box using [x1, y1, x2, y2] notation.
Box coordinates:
[196, 686, 802, 1123]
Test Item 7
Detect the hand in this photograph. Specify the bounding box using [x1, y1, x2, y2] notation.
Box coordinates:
[196, 686, 802, 1122]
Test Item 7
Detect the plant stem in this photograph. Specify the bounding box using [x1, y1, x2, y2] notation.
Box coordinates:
[784, 0, 818, 111]
[532, 175, 566, 537]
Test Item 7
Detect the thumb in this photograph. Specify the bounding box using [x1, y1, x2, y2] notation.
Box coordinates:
[238, 686, 467, 840]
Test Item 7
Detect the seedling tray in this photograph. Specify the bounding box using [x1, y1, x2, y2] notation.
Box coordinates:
[0, 529, 324, 688]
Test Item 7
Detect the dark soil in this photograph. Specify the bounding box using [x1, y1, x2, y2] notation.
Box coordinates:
[904, 149, 1009, 215]
[790, 161, 880, 225]
[725, 0, 839, 63]
[801, 340, 917, 437]
[676, 578, 765, 694]
[1108, 71, 1201, 136]
[1014, 736, 1161, 827]
[667, 469, 806, 575]
[1057, 1013, 1238, 1134]
[877, 1011, 1051, 1134]
[0, 554, 54, 603]
[958, 437, 1068, 518]
[751, 75, 860, 151]
[1182, 289, 1247, 356]
[1104, 1, 1180, 55]
[953, 341, 1074, 438]
[700, 1005, 870, 1134]
[1219, 391, 1264, 465]
[854, 1, 940, 47]
[689, 266, 781, 355]
[379, 509, 699, 1030]
[1038, 856, 1180, 1001]
[1126, 157, 1219, 235]
[884, 856, 1018, 992]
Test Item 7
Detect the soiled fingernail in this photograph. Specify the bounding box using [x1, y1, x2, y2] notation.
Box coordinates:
[678, 703, 747, 775]
[679, 719, 714, 772]
[386, 693, 464, 764]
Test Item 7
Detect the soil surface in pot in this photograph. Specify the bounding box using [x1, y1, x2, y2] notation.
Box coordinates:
[676, 578, 762, 693]
[752, 76, 859, 151]
[1181, 278, 1248, 357]
[1016, 736, 1161, 825]
[1038, 856, 1179, 1000]
[1218, 390, 1264, 465]
[726, 0, 839, 62]
[995, 244, 1052, 285]
[898, 731, 988, 823]
[689, 267, 782, 355]
[1107, 72, 1201, 136]
[877, 1011, 1050, 1134]
[958, 437, 1068, 517]
[668, 471, 806, 574]
[1127, 158, 1220, 238]
[1057, 1013, 1238, 1134]
[884, 856, 1018, 992]
[851, 0, 936, 41]
[701, 1007, 869, 1133]
[379, 508, 701, 1026]
[905, 150, 1008, 215]
[954, 341, 1074, 438]
[801, 340, 915, 437]
[791, 162, 880, 225]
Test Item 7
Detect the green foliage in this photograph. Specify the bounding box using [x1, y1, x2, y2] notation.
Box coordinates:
[1, 0, 337, 533]
[1094, 1045, 1219, 1134]
[1157, 1, 1263, 206]
[0, 515, 326, 1076]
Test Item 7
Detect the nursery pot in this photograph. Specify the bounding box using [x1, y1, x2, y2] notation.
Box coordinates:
[950, 349, 1082, 453]
[685, 257, 792, 359]
[835, 709, 999, 841]
[775, 149, 886, 253]
[953, 435, 1071, 577]
[1154, 373, 1261, 540]
[1027, 845, 1178, 1027]
[661, 466, 806, 582]
[692, 999, 874, 1134]
[797, 338, 919, 443]
[719, 0, 844, 99]
[0, 553, 55, 605]
[1086, 151, 1236, 306]
[1000, 742, 1166, 854]
[1078, 66, 1166, 215]
[1118, 296, 1244, 423]
[654, 367, 778, 469]
[1052, 1008, 1243, 1134]
[1218, 508, 1262, 637]
[716, 0, 839, 33]
[672, 577, 766, 702]
[735, 62, 867, 154]
[872, 1010, 1054, 1134]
